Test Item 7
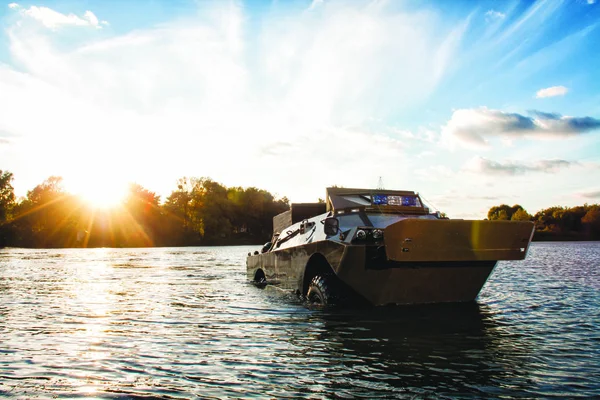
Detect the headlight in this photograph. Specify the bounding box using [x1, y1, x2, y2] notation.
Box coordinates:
[356, 229, 367, 240]
[372, 229, 383, 239]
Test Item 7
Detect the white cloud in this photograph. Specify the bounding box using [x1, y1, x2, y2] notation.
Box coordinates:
[463, 156, 575, 176]
[442, 107, 600, 149]
[536, 85, 568, 98]
[3, 1, 592, 220]
[579, 189, 600, 199]
[5, 1, 465, 202]
[258, 2, 468, 127]
[14, 5, 105, 29]
[83, 10, 99, 27]
[485, 9, 506, 22]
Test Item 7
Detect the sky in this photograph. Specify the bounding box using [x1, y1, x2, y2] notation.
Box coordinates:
[0, 0, 599, 218]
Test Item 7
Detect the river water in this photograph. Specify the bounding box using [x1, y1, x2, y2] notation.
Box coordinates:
[0, 242, 599, 399]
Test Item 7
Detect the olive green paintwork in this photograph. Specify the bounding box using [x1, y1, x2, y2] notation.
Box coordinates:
[247, 240, 346, 294]
[246, 188, 535, 306]
[247, 239, 501, 305]
[384, 219, 534, 262]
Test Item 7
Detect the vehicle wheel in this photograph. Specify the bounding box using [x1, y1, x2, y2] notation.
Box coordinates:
[307, 275, 338, 306]
[253, 270, 267, 288]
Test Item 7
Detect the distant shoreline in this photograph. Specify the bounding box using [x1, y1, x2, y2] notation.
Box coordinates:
[3, 237, 600, 250]
[532, 232, 600, 242]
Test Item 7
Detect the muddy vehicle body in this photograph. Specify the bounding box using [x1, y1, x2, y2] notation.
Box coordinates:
[247, 188, 535, 306]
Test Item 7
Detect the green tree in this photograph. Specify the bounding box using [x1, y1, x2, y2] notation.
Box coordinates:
[0, 170, 15, 223]
[167, 178, 193, 231]
[163, 177, 204, 245]
[196, 178, 232, 242]
[227, 186, 289, 241]
[12, 176, 79, 247]
[163, 177, 290, 245]
[497, 210, 509, 220]
[2, 173, 295, 247]
[582, 207, 600, 237]
[534, 206, 563, 232]
[488, 204, 511, 220]
[121, 183, 162, 247]
[488, 204, 528, 220]
[511, 208, 532, 221]
[0, 170, 16, 246]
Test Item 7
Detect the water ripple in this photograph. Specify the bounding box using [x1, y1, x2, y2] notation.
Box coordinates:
[1, 243, 599, 398]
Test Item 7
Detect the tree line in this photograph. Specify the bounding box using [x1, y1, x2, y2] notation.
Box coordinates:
[487, 203, 600, 240]
[2, 169, 599, 248]
[0, 171, 289, 248]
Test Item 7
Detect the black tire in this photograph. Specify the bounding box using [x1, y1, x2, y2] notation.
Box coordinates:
[307, 275, 338, 306]
[253, 270, 267, 288]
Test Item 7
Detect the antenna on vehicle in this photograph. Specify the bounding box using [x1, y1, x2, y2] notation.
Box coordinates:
[377, 176, 385, 190]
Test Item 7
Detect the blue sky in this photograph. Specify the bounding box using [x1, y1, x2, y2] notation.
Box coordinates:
[0, 0, 599, 218]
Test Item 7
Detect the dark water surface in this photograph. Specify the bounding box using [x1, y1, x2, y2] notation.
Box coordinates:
[1, 242, 599, 399]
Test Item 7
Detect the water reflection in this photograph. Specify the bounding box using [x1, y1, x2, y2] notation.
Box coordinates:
[1, 245, 599, 398]
[285, 303, 531, 398]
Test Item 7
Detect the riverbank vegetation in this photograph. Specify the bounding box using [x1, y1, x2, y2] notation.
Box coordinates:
[0, 171, 288, 248]
[2, 170, 599, 247]
[487, 203, 600, 241]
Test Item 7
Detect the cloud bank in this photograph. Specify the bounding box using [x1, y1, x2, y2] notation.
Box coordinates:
[536, 85, 568, 98]
[443, 108, 600, 148]
[580, 190, 600, 199]
[464, 157, 575, 176]
[1, 0, 598, 218]
[2, 1, 471, 200]
[8, 3, 106, 29]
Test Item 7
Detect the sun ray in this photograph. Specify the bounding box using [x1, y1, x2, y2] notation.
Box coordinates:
[44, 198, 86, 246]
[10, 194, 68, 223]
[113, 206, 154, 247]
[82, 209, 96, 248]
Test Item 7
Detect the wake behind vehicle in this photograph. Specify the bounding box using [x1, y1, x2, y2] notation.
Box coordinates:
[247, 187, 535, 306]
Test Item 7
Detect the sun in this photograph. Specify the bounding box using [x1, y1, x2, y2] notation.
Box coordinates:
[80, 186, 126, 209]
[68, 177, 128, 210]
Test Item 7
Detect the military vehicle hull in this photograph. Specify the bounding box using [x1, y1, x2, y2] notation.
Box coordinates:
[247, 188, 535, 306]
[247, 246, 496, 305]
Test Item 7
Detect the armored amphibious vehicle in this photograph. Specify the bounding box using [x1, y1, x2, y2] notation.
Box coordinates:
[247, 188, 535, 306]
